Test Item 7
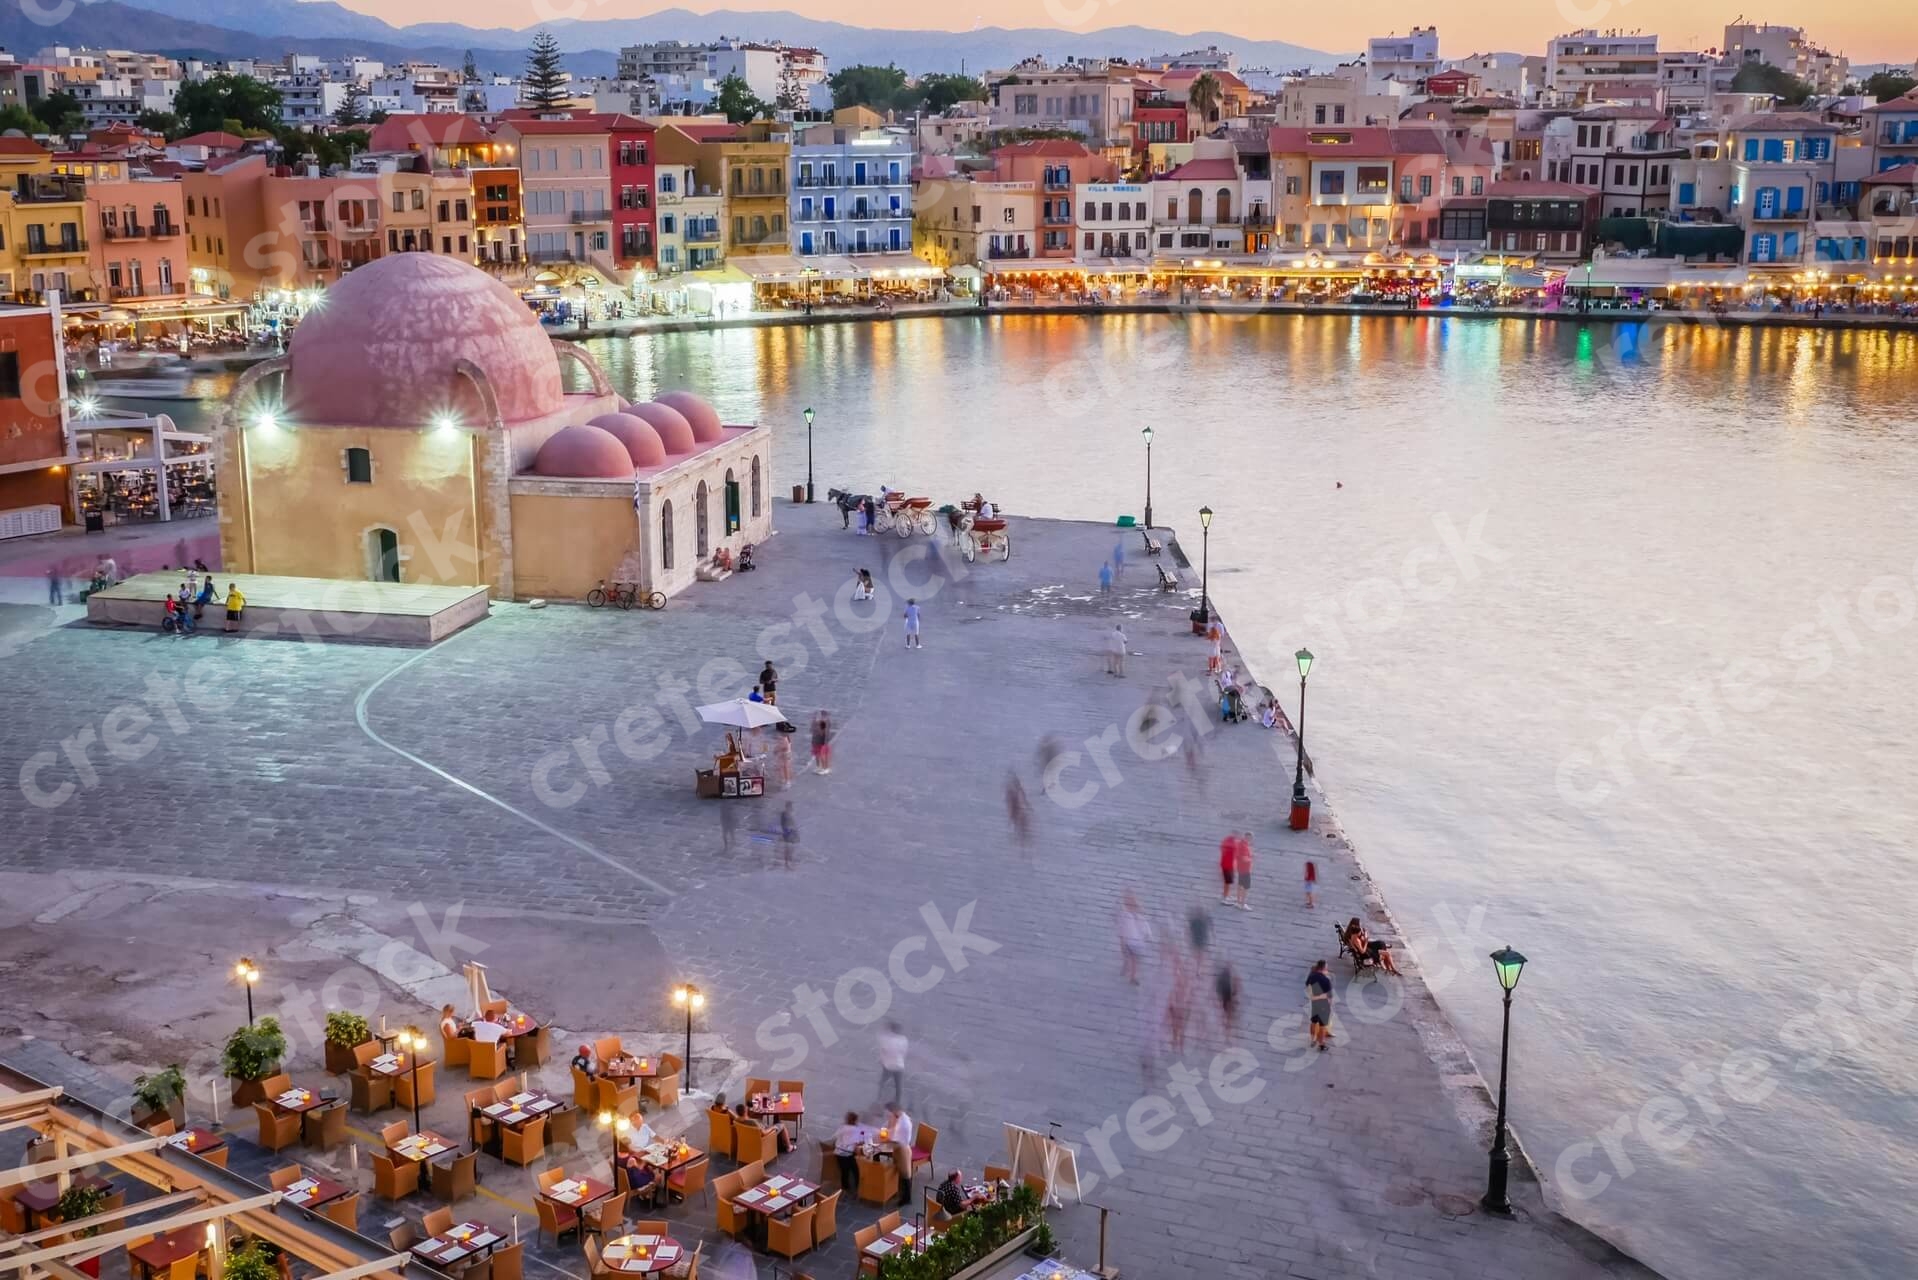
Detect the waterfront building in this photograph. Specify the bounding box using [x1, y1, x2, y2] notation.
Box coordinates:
[609, 116, 657, 270]
[493, 116, 618, 281]
[1672, 113, 1841, 268]
[1546, 105, 1685, 218]
[1544, 30, 1661, 106]
[655, 120, 789, 258]
[1151, 146, 1245, 256]
[1130, 99, 1191, 161]
[1236, 134, 1274, 253]
[1391, 127, 1497, 247]
[991, 139, 1118, 260]
[652, 163, 724, 274]
[1267, 127, 1416, 254]
[1072, 181, 1151, 262]
[364, 115, 520, 272]
[381, 164, 475, 260]
[184, 154, 269, 298]
[216, 253, 770, 600]
[789, 121, 912, 258]
[0, 138, 93, 303]
[913, 177, 1035, 269]
[473, 165, 523, 271]
[86, 174, 185, 303]
[1365, 27, 1442, 90]
[1865, 88, 1918, 173]
[1480, 179, 1595, 261]
[0, 300, 74, 522]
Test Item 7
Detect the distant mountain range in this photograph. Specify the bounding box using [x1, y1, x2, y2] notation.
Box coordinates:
[22, 0, 1340, 77]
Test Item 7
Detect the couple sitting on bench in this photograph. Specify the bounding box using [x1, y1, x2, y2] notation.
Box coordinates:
[1338, 918, 1402, 976]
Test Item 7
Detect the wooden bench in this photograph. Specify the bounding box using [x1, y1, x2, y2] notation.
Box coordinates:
[1154, 561, 1178, 591]
[1139, 529, 1163, 556]
[1337, 926, 1380, 978]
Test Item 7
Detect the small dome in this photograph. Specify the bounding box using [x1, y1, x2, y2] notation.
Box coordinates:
[654, 391, 725, 443]
[626, 402, 696, 454]
[587, 412, 668, 467]
[532, 424, 635, 478]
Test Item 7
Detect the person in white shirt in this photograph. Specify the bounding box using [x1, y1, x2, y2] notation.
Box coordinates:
[887, 1102, 916, 1207]
[1117, 891, 1153, 985]
[876, 1021, 908, 1107]
[469, 1018, 506, 1045]
[439, 1004, 461, 1043]
[833, 1110, 865, 1192]
[628, 1107, 659, 1150]
[977, 499, 995, 520]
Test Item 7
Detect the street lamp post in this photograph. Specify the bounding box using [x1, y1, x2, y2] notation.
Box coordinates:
[1289, 648, 1314, 829]
[596, 1109, 630, 1183]
[803, 407, 815, 504]
[234, 958, 259, 1025]
[1140, 425, 1154, 529]
[1481, 946, 1529, 1216]
[1197, 506, 1213, 624]
[671, 984, 704, 1095]
[398, 1026, 426, 1134]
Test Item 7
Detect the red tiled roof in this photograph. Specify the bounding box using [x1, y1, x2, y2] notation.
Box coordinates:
[174, 131, 247, 149]
[1158, 156, 1239, 180]
[139, 160, 187, 178]
[366, 113, 493, 152]
[1724, 112, 1837, 131]
[0, 136, 47, 157]
[1863, 88, 1918, 113]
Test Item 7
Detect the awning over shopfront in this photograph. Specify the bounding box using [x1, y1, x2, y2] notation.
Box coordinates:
[984, 259, 1088, 275]
[1078, 257, 1154, 275]
[948, 265, 984, 283]
[683, 262, 754, 286]
[859, 253, 944, 280]
[734, 255, 811, 281]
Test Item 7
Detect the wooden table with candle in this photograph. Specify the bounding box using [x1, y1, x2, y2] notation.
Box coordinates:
[601, 1055, 658, 1082]
[410, 1220, 504, 1270]
[164, 1127, 228, 1166]
[270, 1085, 328, 1114]
[539, 1175, 614, 1213]
[478, 1089, 561, 1131]
[279, 1174, 351, 1211]
[601, 1233, 684, 1274]
[388, 1130, 456, 1164]
[128, 1227, 206, 1280]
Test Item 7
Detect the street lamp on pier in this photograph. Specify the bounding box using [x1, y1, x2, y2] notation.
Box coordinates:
[234, 957, 260, 1025]
[1481, 946, 1529, 1216]
[1140, 425, 1154, 529]
[596, 1108, 631, 1183]
[803, 407, 815, 504]
[671, 984, 704, 1095]
[1289, 648, 1313, 829]
[1197, 506, 1213, 623]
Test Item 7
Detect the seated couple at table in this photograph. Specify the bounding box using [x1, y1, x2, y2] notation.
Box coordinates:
[441, 1004, 508, 1044]
[613, 1107, 665, 1203]
[726, 1094, 794, 1153]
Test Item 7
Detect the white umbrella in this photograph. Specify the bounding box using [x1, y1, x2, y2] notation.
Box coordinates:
[696, 698, 788, 728]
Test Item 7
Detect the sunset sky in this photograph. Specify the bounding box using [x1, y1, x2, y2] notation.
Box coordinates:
[361, 0, 1918, 64]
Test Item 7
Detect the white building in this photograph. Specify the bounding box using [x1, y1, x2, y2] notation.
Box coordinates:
[1546, 30, 1661, 105]
[1722, 23, 1849, 95]
[617, 41, 712, 83]
[1447, 52, 1535, 101]
[1365, 27, 1440, 90]
[1150, 142, 1245, 255]
[1273, 69, 1405, 128]
[918, 103, 993, 156]
[278, 74, 353, 126]
[1074, 181, 1150, 261]
[709, 42, 783, 105]
[789, 122, 913, 257]
[653, 162, 724, 274]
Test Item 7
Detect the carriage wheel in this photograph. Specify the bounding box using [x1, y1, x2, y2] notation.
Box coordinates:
[895, 519, 914, 539]
[962, 538, 977, 563]
[999, 534, 1012, 562]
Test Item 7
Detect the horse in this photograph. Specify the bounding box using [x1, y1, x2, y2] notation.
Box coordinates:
[826, 488, 872, 531]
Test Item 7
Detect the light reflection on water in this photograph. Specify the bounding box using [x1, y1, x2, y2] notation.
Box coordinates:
[155, 313, 1918, 1278]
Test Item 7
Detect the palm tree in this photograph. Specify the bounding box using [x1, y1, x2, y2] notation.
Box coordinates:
[1188, 72, 1223, 125]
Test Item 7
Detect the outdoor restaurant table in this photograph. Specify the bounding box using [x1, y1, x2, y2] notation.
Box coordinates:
[601, 1233, 685, 1275]
[747, 1089, 805, 1142]
[129, 1227, 204, 1280]
[270, 1085, 328, 1114]
[164, 1127, 227, 1161]
[540, 1176, 614, 1213]
[410, 1221, 505, 1270]
[389, 1131, 457, 1164]
[14, 1174, 111, 1228]
[280, 1174, 352, 1211]
[601, 1055, 659, 1082]
[638, 1140, 699, 1175]
[864, 1220, 938, 1264]
[734, 1174, 819, 1218]
[365, 1050, 418, 1079]
[478, 1090, 561, 1132]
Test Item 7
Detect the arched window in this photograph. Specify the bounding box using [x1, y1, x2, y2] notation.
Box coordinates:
[695, 481, 710, 558]
[1186, 188, 1203, 224]
[750, 455, 762, 517]
[367, 528, 400, 582]
[660, 499, 674, 571]
[1215, 188, 1232, 224]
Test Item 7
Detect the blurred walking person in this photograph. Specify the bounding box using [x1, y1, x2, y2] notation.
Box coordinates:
[1303, 859, 1317, 909]
[1233, 832, 1253, 911]
[1117, 892, 1152, 985]
[811, 710, 833, 775]
[1004, 772, 1031, 851]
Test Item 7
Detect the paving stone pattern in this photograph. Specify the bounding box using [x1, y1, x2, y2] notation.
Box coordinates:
[0, 507, 1654, 1279]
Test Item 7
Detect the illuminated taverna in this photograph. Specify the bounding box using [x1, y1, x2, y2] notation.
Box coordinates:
[216, 254, 772, 601]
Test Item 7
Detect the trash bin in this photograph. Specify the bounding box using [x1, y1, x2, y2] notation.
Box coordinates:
[84, 511, 104, 532]
[791, 484, 805, 504]
[1116, 514, 1136, 527]
[1289, 794, 1312, 830]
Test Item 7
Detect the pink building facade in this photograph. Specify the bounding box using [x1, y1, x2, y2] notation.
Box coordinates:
[88, 177, 187, 301]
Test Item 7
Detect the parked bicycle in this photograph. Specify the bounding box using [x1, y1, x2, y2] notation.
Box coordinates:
[587, 580, 666, 610]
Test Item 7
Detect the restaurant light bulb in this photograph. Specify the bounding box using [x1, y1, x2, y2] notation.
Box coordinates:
[597, 1109, 613, 1127]
[690, 992, 705, 1010]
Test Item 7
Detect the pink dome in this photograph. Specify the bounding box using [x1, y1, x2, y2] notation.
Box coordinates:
[625, 402, 696, 454]
[587, 412, 668, 467]
[532, 425, 635, 478]
[654, 391, 725, 443]
[282, 255, 564, 428]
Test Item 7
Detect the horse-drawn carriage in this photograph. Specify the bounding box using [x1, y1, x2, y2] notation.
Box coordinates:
[876, 493, 936, 537]
[948, 512, 1011, 562]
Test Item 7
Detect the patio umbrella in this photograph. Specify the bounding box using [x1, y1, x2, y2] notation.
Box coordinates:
[696, 698, 788, 729]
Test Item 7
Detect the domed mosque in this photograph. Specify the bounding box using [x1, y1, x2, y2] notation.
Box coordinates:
[216, 255, 772, 601]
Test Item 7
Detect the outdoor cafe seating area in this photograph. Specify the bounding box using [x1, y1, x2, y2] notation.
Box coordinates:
[1, 970, 1079, 1280]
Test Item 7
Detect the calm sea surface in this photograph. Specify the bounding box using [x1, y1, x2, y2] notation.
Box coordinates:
[157, 313, 1918, 1278]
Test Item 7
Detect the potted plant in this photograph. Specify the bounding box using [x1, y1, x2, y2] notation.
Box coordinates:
[223, 1241, 281, 1280]
[322, 1011, 372, 1075]
[1024, 1218, 1057, 1259]
[222, 1017, 287, 1106]
[131, 1064, 187, 1131]
[56, 1184, 109, 1277]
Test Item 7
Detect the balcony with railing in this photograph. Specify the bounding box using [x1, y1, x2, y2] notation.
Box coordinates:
[109, 283, 186, 300]
[102, 224, 147, 240]
[16, 175, 85, 204]
[987, 244, 1032, 259]
[149, 221, 181, 238]
[23, 238, 87, 257]
[685, 225, 722, 243]
[569, 209, 612, 223]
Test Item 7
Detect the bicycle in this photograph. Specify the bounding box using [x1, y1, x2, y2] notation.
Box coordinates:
[588, 580, 636, 610]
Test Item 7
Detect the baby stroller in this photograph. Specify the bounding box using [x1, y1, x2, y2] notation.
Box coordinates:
[1220, 686, 1246, 724]
[737, 543, 757, 572]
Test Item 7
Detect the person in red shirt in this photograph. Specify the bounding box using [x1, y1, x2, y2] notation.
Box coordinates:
[1219, 833, 1238, 904]
[1233, 833, 1254, 911]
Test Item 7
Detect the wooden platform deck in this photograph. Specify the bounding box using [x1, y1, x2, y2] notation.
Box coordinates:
[85, 573, 490, 644]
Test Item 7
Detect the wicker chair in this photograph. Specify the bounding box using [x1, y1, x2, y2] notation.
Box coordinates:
[592, 1036, 623, 1066]
[767, 1204, 814, 1260]
[545, 1105, 581, 1150]
[910, 1123, 937, 1178]
[744, 1077, 772, 1098]
[571, 1065, 596, 1110]
[304, 1102, 348, 1151]
[372, 1153, 420, 1202]
[534, 1196, 579, 1247]
[422, 1208, 454, 1238]
[500, 1115, 545, 1166]
[706, 1108, 734, 1162]
[810, 1189, 840, 1246]
[580, 1192, 626, 1245]
[469, 1040, 508, 1081]
[490, 1243, 523, 1280]
[430, 1151, 477, 1204]
[350, 1071, 393, 1115]
[441, 1028, 470, 1073]
[252, 1103, 300, 1153]
[854, 1226, 881, 1277]
[395, 1061, 437, 1111]
[642, 1056, 681, 1108]
[320, 1192, 358, 1229]
[667, 1155, 709, 1207]
[733, 1122, 779, 1166]
[594, 1077, 638, 1115]
[267, 1165, 304, 1192]
[855, 1155, 897, 1206]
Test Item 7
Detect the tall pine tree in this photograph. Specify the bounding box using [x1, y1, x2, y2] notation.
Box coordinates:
[522, 30, 570, 111]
